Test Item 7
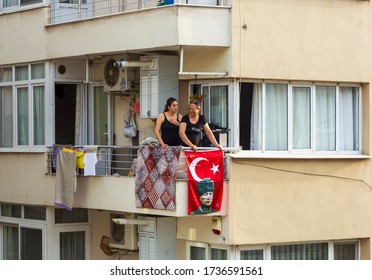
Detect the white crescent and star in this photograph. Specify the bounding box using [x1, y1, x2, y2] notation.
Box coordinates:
[189, 157, 220, 182]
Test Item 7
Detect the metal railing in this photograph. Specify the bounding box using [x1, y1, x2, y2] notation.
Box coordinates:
[49, 0, 231, 24]
[46, 145, 239, 179]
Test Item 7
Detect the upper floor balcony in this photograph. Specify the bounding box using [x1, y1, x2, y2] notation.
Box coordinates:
[0, 0, 231, 64]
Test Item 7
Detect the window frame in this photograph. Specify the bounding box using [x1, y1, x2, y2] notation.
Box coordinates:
[0, 63, 47, 150]
[245, 81, 362, 155]
[236, 240, 360, 260]
[0, 204, 47, 260]
[186, 241, 209, 260]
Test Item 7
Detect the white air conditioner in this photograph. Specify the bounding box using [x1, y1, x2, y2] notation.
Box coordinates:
[103, 56, 139, 93]
[109, 213, 138, 250]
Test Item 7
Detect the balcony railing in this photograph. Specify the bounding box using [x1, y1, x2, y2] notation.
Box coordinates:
[49, 0, 231, 24]
[47, 145, 238, 179]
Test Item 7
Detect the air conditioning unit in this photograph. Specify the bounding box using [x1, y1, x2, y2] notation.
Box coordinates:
[109, 213, 138, 250]
[103, 56, 139, 93]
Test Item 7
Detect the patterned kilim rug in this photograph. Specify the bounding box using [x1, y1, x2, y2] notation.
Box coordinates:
[135, 144, 182, 210]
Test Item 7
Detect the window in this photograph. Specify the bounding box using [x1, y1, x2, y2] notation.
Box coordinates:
[240, 249, 264, 260]
[0, 204, 46, 260]
[55, 208, 88, 223]
[271, 243, 328, 260]
[0, 63, 46, 148]
[187, 242, 209, 260]
[240, 82, 360, 153]
[237, 241, 359, 260]
[211, 248, 228, 260]
[1, 204, 21, 218]
[334, 241, 358, 260]
[202, 85, 229, 128]
[54, 208, 90, 260]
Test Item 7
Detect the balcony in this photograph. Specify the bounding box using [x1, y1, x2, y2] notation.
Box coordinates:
[43, 145, 235, 216]
[49, 0, 231, 24]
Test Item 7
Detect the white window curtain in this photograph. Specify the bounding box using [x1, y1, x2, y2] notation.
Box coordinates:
[265, 84, 288, 150]
[250, 83, 262, 150]
[3, 0, 19, 8]
[2, 226, 19, 260]
[211, 248, 227, 260]
[60, 231, 85, 260]
[339, 87, 359, 151]
[271, 243, 328, 260]
[240, 249, 264, 260]
[190, 246, 206, 260]
[33, 86, 45, 145]
[210, 85, 228, 128]
[20, 227, 42, 260]
[316, 86, 336, 151]
[15, 66, 28, 81]
[0, 87, 13, 147]
[293, 87, 311, 149]
[17, 87, 29, 145]
[0, 68, 12, 82]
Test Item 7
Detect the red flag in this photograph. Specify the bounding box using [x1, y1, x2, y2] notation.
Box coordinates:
[185, 150, 224, 215]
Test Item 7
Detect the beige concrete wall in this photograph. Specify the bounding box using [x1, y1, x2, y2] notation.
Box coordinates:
[228, 158, 372, 245]
[231, 0, 371, 82]
[0, 8, 49, 65]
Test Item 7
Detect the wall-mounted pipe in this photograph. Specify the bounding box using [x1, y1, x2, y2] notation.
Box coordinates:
[113, 60, 153, 68]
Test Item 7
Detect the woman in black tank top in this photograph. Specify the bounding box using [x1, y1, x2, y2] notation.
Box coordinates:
[155, 97, 183, 148]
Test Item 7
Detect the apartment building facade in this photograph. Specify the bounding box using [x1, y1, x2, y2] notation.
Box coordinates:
[0, 0, 371, 260]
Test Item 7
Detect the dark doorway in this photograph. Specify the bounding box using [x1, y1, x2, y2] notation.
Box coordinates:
[55, 84, 76, 145]
[239, 82, 253, 150]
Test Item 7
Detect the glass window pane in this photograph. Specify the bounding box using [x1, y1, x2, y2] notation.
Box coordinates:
[93, 86, 107, 145]
[21, 227, 42, 260]
[33, 86, 45, 145]
[21, 0, 42, 6]
[3, 0, 20, 8]
[24, 206, 46, 220]
[240, 249, 264, 260]
[3, 226, 19, 260]
[316, 86, 336, 151]
[15, 66, 28, 81]
[0, 87, 13, 147]
[210, 85, 228, 128]
[334, 242, 357, 260]
[55, 208, 89, 223]
[190, 246, 206, 260]
[265, 84, 288, 150]
[0, 67, 12, 82]
[1, 204, 21, 218]
[31, 63, 45, 80]
[202, 86, 210, 122]
[293, 87, 311, 149]
[211, 248, 227, 260]
[17, 87, 29, 145]
[271, 243, 328, 260]
[339, 87, 359, 151]
[60, 231, 85, 260]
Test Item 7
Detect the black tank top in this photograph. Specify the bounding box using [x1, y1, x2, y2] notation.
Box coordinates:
[160, 113, 181, 146]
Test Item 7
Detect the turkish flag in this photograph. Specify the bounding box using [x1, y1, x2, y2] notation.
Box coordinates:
[185, 150, 224, 215]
